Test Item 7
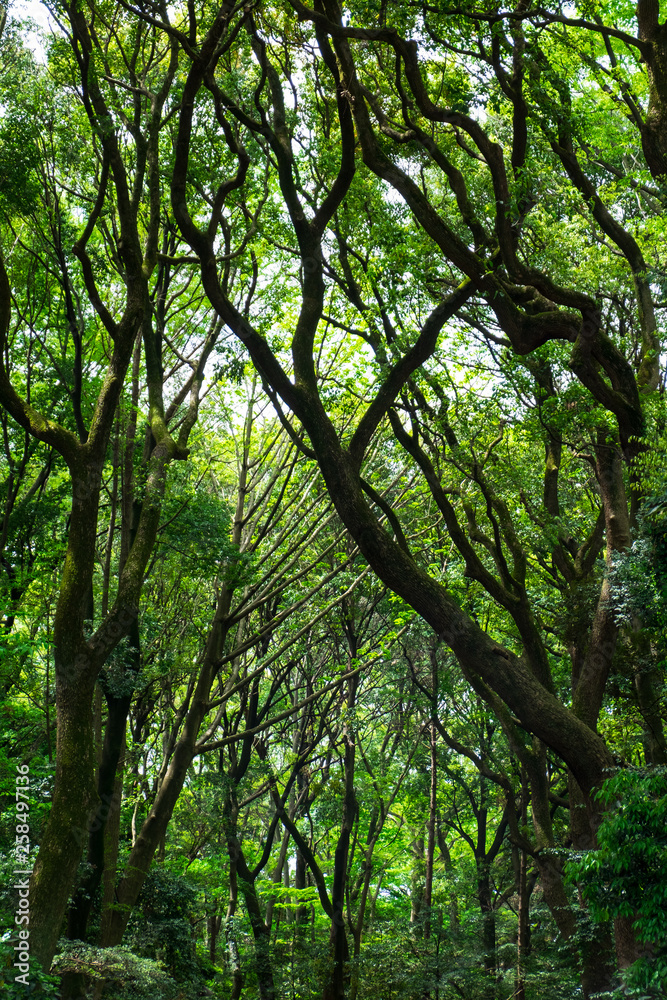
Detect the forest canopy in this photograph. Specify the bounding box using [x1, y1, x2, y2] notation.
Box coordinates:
[0, 1, 666, 999]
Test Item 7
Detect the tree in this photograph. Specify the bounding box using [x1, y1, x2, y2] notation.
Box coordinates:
[0, 4, 225, 967]
[145, 1, 665, 991]
[1, 2, 666, 996]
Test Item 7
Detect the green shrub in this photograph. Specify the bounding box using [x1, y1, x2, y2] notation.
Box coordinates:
[568, 766, 667, 999]
[52, 941, 185, 1000]
[0, 933, 59, 997]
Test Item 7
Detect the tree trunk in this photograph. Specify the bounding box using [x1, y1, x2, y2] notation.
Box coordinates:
[102, 607, 230, 945]
[632, 639, 667, 765]
[515, 845, 531, 1000]
[295, 847, 309, 932]
[225, 859, 244, 1000]
[323, 673, 357, 1000]
[410, 836, 426, 935]
[523, 748, 577, 941]
[229, 835, 276, 1000]
[637, 6, 667, 178]
[322, 829, 352, 1000]
[476, 861, 497, 999]
[100, 733, 126, 946]
[208, 908, 222, 965]
[569, 775, 617, 999]
[28, 671, 98, 968]
[266, 827, 291, 934]
[423, 721, 437, 941]
[68, 673, 136, 939]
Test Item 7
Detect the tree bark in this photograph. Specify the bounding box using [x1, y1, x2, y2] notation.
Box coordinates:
[423, 721, 437, 941]
[515, 845, 530, 1000]
[28, 671, 98, 967]
[476, 861, 497, 1000]
[322, 674, 357, 1000]
[101, 616, 227, 945]
[637, 2, 667, 177]
[68, 616, 139, 939]
[100, 733, 126, 946]
[225, 811, 276, 1000]
[224, 859, 244, 1000]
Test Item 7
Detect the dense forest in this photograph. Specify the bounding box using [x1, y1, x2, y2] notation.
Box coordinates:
[0, 0, 666, 997]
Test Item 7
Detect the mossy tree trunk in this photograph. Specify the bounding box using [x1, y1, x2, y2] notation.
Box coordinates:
[0, 3, 188, 968]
